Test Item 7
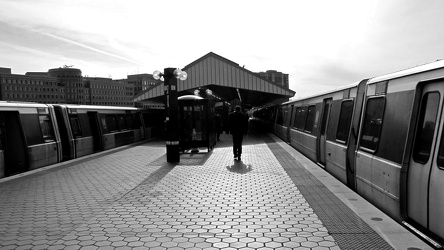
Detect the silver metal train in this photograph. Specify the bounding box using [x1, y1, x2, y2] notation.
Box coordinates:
[252, 59, 444, 247]
[0, 103, 163, 179]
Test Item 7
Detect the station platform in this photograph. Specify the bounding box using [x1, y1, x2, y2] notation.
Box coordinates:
[0, 131, 433, 250]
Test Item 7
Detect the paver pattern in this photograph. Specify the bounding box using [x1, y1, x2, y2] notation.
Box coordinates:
[0, 133, 390, 249]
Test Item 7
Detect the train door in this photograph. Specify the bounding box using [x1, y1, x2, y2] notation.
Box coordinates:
[407, 81, 444, 239]
[286, 105, 294, 143]
[137, 112, 145, 140]
[318, 98, 332, 165]
[346, 80, 367, 190]
[54, 106, 75, 160]
[88, 112, 103, 152]
[48, 106, 63, 163]
[0, 112, 28, 176]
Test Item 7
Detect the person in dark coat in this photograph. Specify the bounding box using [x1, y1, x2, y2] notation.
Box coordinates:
[229, 105, 248, 161]
[215, 113, 223, 141]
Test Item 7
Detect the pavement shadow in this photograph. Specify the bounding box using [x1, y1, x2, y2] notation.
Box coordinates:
[226, 160, 253, 174]
[148, 150, 213, 166]
[140, 160, 177, 186]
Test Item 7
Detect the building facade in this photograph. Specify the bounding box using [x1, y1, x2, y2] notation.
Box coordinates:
[48, 67, 84, 104]
[84, 77, 134, 107]
[257, 70, 289, 89]
[0, 68, 64, 104]
[127, 74, 160, 96]
[0, 67, 137, 107]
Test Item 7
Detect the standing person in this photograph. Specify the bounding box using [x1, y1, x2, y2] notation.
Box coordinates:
[215, 113, 223, 141]
[229, 105, 248, 161]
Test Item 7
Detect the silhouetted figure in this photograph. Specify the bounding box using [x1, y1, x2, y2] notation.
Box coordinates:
[229, 106, 248, 161]
[215, 113, 223, 141]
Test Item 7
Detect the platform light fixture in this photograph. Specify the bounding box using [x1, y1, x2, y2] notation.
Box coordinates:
[153, 70, 163, 81]
[152, 67, 188, 163]
[153, 68, 187, 81]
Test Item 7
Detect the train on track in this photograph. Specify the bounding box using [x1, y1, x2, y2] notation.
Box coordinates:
[252, 59, 444, 247]
[0, 103, 163, 179]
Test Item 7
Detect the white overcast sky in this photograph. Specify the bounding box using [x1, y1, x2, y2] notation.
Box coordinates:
[1, 0, 443, 98]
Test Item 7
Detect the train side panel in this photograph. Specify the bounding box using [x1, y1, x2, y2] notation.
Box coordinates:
[28, 143, 58, 171]
[0, 151, 3, 178]
[102, 131, 135, 150]
[275, 125, 287, 141]
[0, 104, 61, 176]
[356, 63, 444, 230]
[0, 103, 165, 180]
[75, 137, 95, 158]
[257, 60, 444, 245]
[325, 141, 347, 183]
[22, 107, 60, 171]
[289, 129, 317, 161]
[324, 94, 357, 184]
[142, 110, 164, 140]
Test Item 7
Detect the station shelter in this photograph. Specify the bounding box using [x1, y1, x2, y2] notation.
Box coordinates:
[177, 95, 217, 152]
[133, 52, 295, 146]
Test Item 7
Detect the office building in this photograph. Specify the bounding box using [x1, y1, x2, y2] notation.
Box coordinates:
[0, 67, 64, 104]
[48, 67, 85, 104]
[257, 70, 289, 89]
[127, 74, 160, 96]
[84, 77, 134, 107]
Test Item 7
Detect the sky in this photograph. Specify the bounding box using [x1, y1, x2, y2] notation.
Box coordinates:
[1, 0, 444, 99]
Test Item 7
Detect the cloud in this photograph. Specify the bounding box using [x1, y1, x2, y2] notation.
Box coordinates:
[0, 40, 56, 58]
[41, 32, 144, 66]
[2, 0, 444, 98]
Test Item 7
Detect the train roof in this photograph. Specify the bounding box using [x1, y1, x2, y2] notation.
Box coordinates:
[368, 59, 444, 84]
[0, 101, 50, 108]
[286, 59, 444, 106]
[52, 104, 140, 110]
[283, 81, 361, 105]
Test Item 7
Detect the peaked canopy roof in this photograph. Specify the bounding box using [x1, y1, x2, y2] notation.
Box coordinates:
[134, 52, 295, 108]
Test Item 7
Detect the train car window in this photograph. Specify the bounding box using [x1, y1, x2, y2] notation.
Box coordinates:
[304, 106, 316, 133]
[377, 91, 414, 164]
[117, 114, 127, 130]
[336, 100, 354, 143]
[276, 108, 284, 125]
[288, 106, 294, 126]
[360, 97, 385, 152]
[106, 115, 118, 132]
[298, 107, 308, 130]
[21, 114, 45, 145]
[143, 113, 152, 127]
[39, 114, 55, 142]
[126, 114, 134, 129]
[69, 115, 82, 137]
[437, 129, 444, 168]
[283, 107, 290, 126]
[100, 116, 108, 132]
[294, 107, 306, 130]
[320, 102, 331, 135]
[413, 92, 440, 164]
[78, 114, 92, 137]
[292, 107, 301, 128]
[132, 113, 141, 129]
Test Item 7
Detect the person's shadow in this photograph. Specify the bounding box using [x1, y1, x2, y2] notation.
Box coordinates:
[226, 160, 252, 174]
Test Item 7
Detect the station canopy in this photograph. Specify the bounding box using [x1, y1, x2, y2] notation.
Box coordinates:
[133, 52, 295, 109]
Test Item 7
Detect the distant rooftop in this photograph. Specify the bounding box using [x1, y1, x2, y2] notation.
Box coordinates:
[0, 67, 12, 74]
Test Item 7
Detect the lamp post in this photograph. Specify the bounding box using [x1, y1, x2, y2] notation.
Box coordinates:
[153, 68, 188, 163]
